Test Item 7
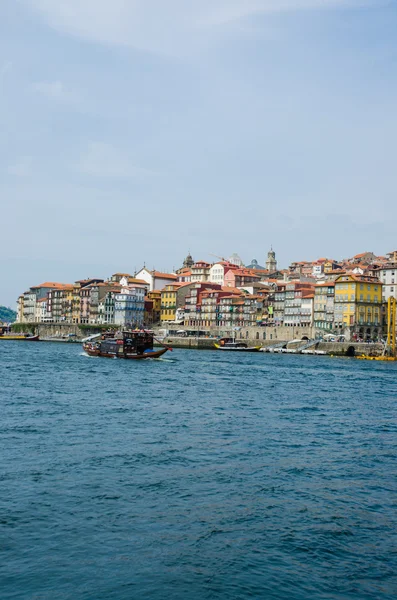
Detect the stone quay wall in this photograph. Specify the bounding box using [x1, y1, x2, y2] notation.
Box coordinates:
[21, 323, 385, 356]
[26, 323, 315, 342]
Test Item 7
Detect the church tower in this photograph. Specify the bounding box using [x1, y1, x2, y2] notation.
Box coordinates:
[266, 247, 277, 272]
[182, 252, 194, 269]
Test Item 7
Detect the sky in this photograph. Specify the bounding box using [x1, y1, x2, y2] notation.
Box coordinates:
[1, 0, 396, 307]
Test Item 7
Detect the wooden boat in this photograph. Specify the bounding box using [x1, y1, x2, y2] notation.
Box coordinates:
[83, 329, 171, 359]
[214, 337, 261, 352]
[0, 327, 39, 341]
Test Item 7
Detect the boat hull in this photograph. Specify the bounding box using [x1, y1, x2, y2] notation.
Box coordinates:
[0, 335, 39, 341]
[83, 346, 169, 359]
[356, 355, 397, 361]
[214, 343, 261, 352]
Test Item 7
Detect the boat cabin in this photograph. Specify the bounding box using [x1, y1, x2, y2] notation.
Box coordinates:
[100, 330, 155, 356]
[218, 337, 248, 349]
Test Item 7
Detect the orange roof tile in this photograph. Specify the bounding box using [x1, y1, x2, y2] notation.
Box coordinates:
[33, 282, 71, 289]
[152, 271, 178, 279]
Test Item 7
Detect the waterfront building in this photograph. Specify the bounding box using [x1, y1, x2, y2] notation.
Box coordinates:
[35, 298, 47, 322]
[147, 290, 161, 324]
[334, 274, 382, 340]
[199, 289, 233, 327]
[160, 282, 204, 323]
[114, 285, 145, 328]
[161, 283, 183, 322]
[16, 295, 24, 323]
[184, 283, 222, 326]
[274, 283, 286, 325]
[135, 268, 178, 292]
[284, 282, 315, 327]
[144, 298, 154, 326]
[46, 285, 74, 322]
[89, 283, 118, 324]
[190, 261, 211, 283]
[314, 282, 335, 331]
[21, 282, 67, 323]
[103, 291, 116, 324]
[375, 265, 397, 303]
[23, 291, 36, 323]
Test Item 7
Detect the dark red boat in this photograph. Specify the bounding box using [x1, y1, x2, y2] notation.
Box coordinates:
[83, 329, 170, 359]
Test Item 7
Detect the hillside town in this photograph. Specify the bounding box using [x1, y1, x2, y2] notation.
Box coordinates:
[14, 248, 397, 342]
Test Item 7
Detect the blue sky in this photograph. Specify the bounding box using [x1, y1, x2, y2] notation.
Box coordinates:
[1, 0, 396, 307]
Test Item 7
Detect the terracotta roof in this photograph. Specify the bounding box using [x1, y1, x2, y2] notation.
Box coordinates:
[335, 273, 381, 283]
[127, 278, 148, 285]
[152, 271, 178, 279]
[220, 286, 243, 294]
[33, 282, 71, 289]
[48, 283, 74, 290]
[316, 281, 335, 287]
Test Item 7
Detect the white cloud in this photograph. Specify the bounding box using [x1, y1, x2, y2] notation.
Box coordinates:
[7, 156, 33, 177]
[78, 142, 154, 178]
[23, 0, 381, 54]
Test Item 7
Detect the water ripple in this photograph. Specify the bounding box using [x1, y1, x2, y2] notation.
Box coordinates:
[0, 342, 396, 599]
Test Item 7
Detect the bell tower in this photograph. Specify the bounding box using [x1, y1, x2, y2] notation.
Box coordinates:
[266, 247, 277, 272]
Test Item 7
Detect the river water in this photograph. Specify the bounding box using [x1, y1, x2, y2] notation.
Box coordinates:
[1, 342, 396, 599]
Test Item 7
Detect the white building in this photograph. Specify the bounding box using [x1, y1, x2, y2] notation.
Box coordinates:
[312, 263, 324, 279]
[135, 268, 177, 292]
[209, 262, 230, 286]
[23, 291, 37, 323]
[35, 298, 48, 322]
[377, 266, 397, 302]
[114, 285, 145, 327]
[228, 253, 244, 267]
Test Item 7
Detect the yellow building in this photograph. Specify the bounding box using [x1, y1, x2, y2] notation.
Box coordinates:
[147, 290, 162, 324]
[334, 274, 383, 340]
[160, 284, 181, 322]
[65, 286, 74, 323]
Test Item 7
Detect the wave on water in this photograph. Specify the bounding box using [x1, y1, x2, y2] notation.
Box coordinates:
[1, 344, 396, 600]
